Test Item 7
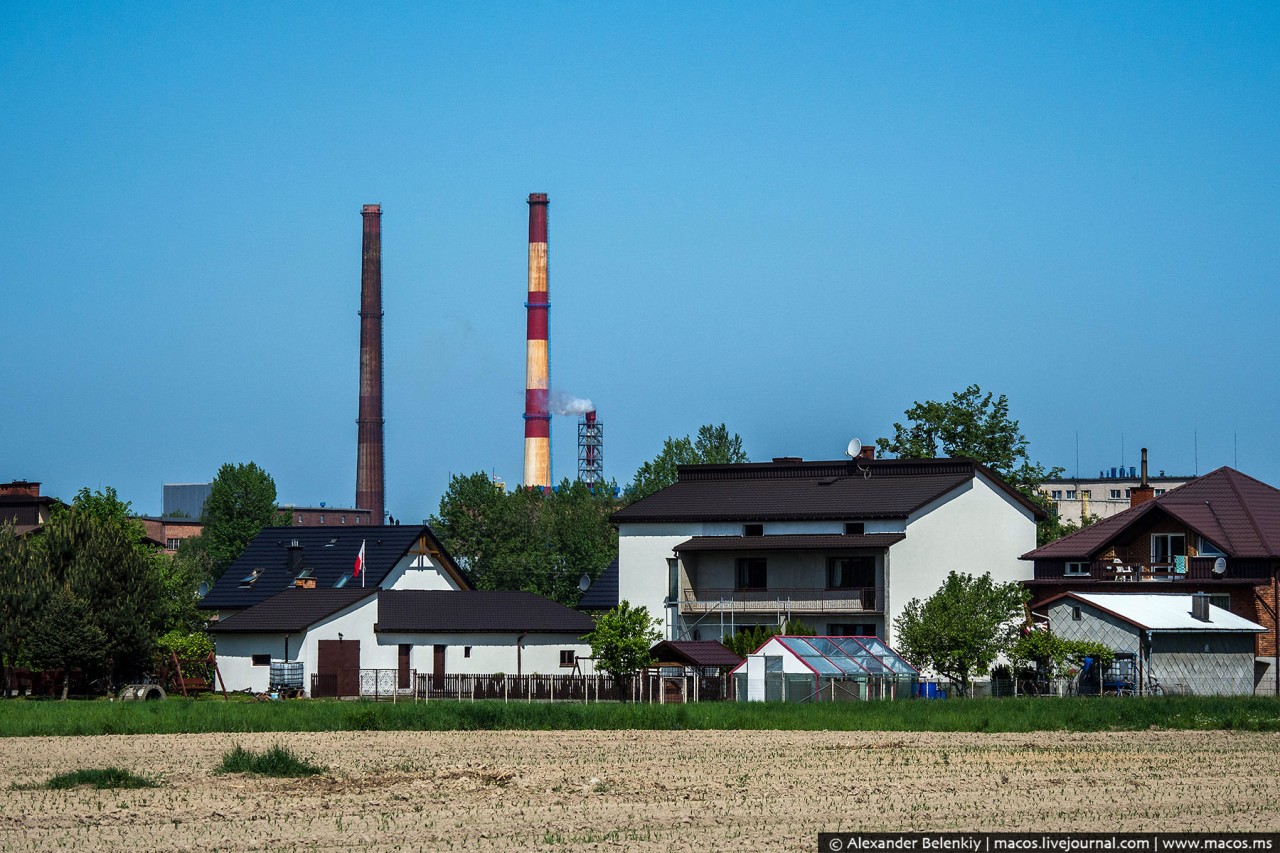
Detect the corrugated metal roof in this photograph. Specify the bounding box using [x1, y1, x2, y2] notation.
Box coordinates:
[611, 458, 1045, 524]
[578, 558, 618, 610]
[1064, 593, 1265, 632]
[1025, 467, 1280, 560]
[674, 533, 905, 552]
[199, 525, 468, 610]
[649, 640, 743, 668]
[376, 590, 595, 634]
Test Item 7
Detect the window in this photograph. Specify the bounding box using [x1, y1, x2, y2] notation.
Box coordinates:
[464, 646, 471, 658]
[735, 558, 767, 590]
[1051, 490, 1063, 500]
[1072, 606, 1082, 622]
[743, 524, 763, 537]
[166, 538, 181, 550]
[297, 514, 303, 524]
[827, 556, 875, 589]
[239, 569, 261, 589]
[844, 522, 864, 536]
[1065, 562, 1090, 576]
[1109, 490, 1122, 500]
[341, 516, 346, 524]
[1198, 537, 1226, 557]
[1125, 489, 1131, 498]
[560, 650, 576, 668]
[319, 515, 325, 524]
[1151, 533, 1186, 562]
[1208, 593, 1231, 612]
[667, 558, 679, 603]
[354, 517, 361, 524]
[251, 654, 271, 667]
[1081, 490, 1091, 499]
[1155, 489, 1166, 496]
[829, 623, 878, 637]
[1065, 490, 1077, 500]
[334, 572, 351, 588]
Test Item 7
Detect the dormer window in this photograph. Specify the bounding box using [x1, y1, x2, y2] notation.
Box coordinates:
[239, 569, 263, 588]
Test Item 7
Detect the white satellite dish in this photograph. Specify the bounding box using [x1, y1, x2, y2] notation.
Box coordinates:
[579, 573, 592, 593]
[846, 438, 862, 459]
[196, 581, 209, 600]
[1212, 557, 1227, 577]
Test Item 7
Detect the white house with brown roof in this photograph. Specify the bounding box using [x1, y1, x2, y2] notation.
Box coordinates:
[609, 457, 1043, 646]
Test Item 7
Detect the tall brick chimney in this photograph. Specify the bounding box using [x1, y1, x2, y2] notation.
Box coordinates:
[355, 204, 385, 525]
[1130, 448, 1155, 508]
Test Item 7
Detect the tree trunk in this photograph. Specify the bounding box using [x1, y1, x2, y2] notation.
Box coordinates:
[60, 670, 69, 702]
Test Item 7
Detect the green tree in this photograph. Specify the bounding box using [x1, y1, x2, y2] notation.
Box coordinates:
[625, 423, 749, 502]
[1009, 629, 1114, 682]
[160, 535, 214, 634]
[0, 521, 48, 697]
[874, 385, 1064, 544]
[583, 601, 661, 699]
[430, 474, 620, 606]
[205, 462, 290, 579]
[893, 571, 1028, 696]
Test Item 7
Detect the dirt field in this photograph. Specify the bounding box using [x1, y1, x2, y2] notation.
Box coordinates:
[2, 730, 1279, 851]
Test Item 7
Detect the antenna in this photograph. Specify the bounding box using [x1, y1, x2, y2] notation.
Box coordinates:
[845, 438, 862, 459]
[1212, 557, 1227, 577]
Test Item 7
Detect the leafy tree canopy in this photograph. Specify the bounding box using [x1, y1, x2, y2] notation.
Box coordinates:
[431, 474, 619, 606]
[893, 571, 1028, 695]
[625, 423, 749, 502]
[583, 601, 661, 680]
[205, 462, 289, 579]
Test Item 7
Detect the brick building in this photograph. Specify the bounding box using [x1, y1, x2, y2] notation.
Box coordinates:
[0, 481, 64, 535]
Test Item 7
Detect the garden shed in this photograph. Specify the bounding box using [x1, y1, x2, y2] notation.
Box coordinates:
[731, 635, 917, 702]
[1043, 592, 1265, 696]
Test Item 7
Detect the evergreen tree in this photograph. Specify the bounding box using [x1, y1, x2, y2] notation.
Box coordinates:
[205, 462, 289, 579]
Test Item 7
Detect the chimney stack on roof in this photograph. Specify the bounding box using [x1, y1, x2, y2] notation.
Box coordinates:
[356, 204, 385, 525]
[0, 481, 40, 498]
[1130, 448, 1155, 508]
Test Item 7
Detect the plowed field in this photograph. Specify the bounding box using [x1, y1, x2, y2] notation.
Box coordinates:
[2, 730, 1278, 851]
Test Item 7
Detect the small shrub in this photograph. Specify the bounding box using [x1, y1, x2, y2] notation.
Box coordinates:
[217, 743, 325, 777]
[44, 767, 156, 790]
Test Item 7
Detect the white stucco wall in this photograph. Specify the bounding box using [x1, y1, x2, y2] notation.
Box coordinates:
[617, 522, 702, 638]
[884, 473, 1036, 646]
[382, 553, 463, 591]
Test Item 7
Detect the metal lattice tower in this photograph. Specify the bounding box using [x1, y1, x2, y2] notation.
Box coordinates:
[578, 411, 604, 485]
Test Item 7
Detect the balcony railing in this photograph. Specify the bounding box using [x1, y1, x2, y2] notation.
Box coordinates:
[1054, 559, 1229, 583]
[680, 586, 883, 614]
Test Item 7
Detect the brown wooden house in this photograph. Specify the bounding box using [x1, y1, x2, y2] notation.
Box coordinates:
[1022, 465, 1280, 693]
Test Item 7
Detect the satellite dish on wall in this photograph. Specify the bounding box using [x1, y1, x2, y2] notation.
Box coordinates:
[196, 581, 209, 600]
[1212, 557, 1227, 577]
[846, 438, 862, 459]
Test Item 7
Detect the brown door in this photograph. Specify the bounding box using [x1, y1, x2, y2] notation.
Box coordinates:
[317, 639, 360, 697]
[433, 644, 446, 689]
[398, 644, 411, 689]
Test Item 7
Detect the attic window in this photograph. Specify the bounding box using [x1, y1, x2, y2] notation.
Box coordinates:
[334, 572, 352, 589]
[239, 569, 262, 588]
[295, 568, 315, 581]
[743, 524, 763, 537]
[844, 522, 864, 536]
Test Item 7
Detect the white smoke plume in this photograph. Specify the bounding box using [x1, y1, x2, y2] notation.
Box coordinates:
[550, 391, 595, 416]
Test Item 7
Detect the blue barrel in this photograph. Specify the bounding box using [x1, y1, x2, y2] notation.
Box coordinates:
[917, 681, 939, 699]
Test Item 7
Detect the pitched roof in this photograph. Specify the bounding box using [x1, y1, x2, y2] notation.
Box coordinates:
[649, 640, 743, 668]
[376, 590, 595, 634]
[209, 588, 375, 633]
[1025, 467, 1280, 560]
[674, 533, 905, 552]
[1047, 592, 1264, 633]
[578, 557, 619, 610]
[200, 524, 468, 610]
[611, 458, 1045, 524]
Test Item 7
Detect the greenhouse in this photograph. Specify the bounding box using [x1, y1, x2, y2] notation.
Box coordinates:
[732, 635, 918, 702]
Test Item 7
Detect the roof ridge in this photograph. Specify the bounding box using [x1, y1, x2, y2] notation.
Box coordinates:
[1221, 468, 1271, 554]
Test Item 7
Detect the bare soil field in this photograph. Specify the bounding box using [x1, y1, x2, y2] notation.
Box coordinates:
[2, 730, 1278, 851]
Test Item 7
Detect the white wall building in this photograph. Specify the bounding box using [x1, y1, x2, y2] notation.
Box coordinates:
[610, 457, 1042, 647]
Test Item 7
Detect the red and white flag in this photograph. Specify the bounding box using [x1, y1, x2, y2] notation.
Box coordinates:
[354, 540, 366, 587]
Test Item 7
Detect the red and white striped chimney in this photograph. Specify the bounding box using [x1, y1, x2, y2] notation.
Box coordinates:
[523, 193, 551, 488]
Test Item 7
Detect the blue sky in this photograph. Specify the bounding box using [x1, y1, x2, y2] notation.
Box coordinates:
[3, 3, 1278, 517]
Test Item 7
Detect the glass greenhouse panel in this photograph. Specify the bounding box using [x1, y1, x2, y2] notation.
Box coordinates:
[804, 638, 872, 674]
[846, 637, 918, 674]
[777, 638, 844, 675]
[827, 638, 892, 674]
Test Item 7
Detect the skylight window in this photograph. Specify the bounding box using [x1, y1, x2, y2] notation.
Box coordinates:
[334, 572, 352, 589]
[239, 569, 262, 588]
[296, 568, 315, 581]
[325, 538, 339, 548]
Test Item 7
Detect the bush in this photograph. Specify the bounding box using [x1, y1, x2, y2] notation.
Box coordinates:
[217, 743, 325, 777]
[43, 767, 156, 789]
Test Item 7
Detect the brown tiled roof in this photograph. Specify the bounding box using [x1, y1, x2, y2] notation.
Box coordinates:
[376, 591, 595, 634]
[611, 458, 1045, 524]
[1024, 467, 1280, 560]
[674, 533, 905, 552]
[649, 640, 743, 668]
[209, 589, 376, 633]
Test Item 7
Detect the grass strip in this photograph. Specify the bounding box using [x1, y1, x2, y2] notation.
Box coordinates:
[41, 767, 157, 789]
[1, 695, 1279, 737]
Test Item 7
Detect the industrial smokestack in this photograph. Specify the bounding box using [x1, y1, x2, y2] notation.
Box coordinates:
[578, 410, 604, 485]
[523, 193, 551, 488]
[356, 203, 385, 524]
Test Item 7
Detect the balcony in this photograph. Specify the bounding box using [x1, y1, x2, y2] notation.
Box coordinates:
[679, 586, 883, 615]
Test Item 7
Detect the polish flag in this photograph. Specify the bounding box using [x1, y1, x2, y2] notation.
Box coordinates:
[354, 540, 366, 587]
